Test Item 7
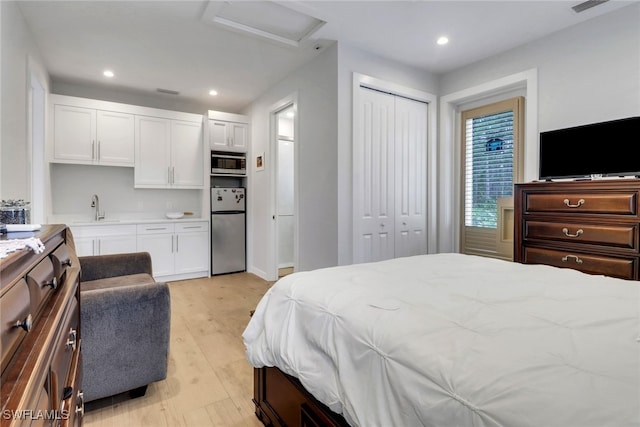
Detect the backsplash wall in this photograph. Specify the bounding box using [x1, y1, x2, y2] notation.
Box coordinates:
[49, 164, 202, 221]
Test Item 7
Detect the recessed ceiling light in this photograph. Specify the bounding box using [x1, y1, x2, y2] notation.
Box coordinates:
[209, 89, 218, 96]
[437, 36, 449, 46]
[103, 70, 114, 78]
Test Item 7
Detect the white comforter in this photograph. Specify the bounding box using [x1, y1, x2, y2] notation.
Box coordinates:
[243, 254, 639, 427]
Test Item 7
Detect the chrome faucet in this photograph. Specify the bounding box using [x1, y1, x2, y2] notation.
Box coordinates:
[90, 194, 105, 221]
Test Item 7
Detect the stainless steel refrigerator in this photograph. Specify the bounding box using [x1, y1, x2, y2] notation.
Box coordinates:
[211, 187, 245, 275]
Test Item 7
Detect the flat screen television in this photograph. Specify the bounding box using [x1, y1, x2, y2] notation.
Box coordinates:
[539, 116, 640, 180]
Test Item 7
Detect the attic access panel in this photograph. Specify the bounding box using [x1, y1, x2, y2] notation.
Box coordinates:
[202, 1, 325, 47]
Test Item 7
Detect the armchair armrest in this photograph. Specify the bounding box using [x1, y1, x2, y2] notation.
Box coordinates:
[79, 252, 153, 282]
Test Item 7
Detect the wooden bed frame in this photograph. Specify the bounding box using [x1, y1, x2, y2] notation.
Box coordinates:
[253, 367, 350, 427]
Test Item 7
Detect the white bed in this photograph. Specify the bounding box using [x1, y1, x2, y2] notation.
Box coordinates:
[243, 253, 639, 427]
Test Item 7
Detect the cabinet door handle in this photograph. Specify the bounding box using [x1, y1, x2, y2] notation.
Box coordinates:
[176, 235, 179, 252]
[562, 228, 583, 238]
[563, 198, 585, 208]
[97, 140, 101, 160]
[92, 140, 96, 160]
[168, 166, 172, 184]
[562, 254, 584, 264]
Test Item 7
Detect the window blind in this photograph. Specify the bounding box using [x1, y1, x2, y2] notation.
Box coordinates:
[464, 111, 514, 228]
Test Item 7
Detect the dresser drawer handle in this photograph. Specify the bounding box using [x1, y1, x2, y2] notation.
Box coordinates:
[62, 258, 72, 267]
[66, 328, 78, 351]
[14, 313, 33, 332]
[43, 277, 58, 290]
[76, 390, 85, 417]
[563, 198, 585, 208]
[562, 228, 583, 238]
[562, 254, 584, 264]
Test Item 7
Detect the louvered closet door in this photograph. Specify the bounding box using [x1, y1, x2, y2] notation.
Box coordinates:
[353, 87, 395, 263]
[394, 97, 427, 258]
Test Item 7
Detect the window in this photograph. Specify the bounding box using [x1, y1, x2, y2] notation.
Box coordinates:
[461, 97, 524, 260]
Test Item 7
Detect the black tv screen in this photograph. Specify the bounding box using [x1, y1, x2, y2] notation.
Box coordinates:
[539, 116, 640, 180]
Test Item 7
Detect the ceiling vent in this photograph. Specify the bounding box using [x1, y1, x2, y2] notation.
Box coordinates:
[201, 1, 325, 48]
[572, 0, 610, 13]
[157, 88, 180, 95]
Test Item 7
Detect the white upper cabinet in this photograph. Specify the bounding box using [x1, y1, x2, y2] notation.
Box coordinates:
[209, 120, 248, 152]
[49, 95, 205, 189]
[53, 103, 134, 166]
[135, 116, 203, 189]
[171, 120, 204, 187]
[207, 110, 250, 153]
[134, 116, 171, 187]
[96, 110, 135, 165]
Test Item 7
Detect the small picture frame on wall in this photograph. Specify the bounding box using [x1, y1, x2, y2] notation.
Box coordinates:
[256, 152, 265, 171]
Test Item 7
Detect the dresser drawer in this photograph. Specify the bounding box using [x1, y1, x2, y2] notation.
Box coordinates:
[50, 297, 79, 407]
[30, 386, 51, 427]
[1, 279, 32, 372]
[51, 243, 73, 283]
[523, 247, 636, 280]
[60, 350, 83, 427]
[524, 220, 638, 250]
[524, 192, 637, 216]
[26, 256, 57, 318]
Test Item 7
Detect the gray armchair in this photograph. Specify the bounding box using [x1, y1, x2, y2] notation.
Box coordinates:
[78, 252, 170, 403]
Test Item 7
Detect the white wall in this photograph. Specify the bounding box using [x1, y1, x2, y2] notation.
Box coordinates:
[336, 43, 439, 265]
[245, 43, 338, 279]
[0, 1, 50, 200]
[437, 3, 640, 252]
[440, 3, 640, 132]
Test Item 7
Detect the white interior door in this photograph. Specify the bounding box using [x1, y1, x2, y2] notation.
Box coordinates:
[394, 97, 428, 258]
[277, 137, 295, 268]
[353, 87, 395, 263]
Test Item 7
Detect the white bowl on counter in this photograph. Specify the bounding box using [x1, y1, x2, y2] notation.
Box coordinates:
[165, 212, 184, 219]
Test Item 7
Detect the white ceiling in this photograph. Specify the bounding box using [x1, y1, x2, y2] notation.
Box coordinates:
[17, 0, 637, 113]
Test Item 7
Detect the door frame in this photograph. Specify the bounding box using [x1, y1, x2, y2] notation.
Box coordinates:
[268, 93, 299, 281]
[351, 73, 438, 262]
[28, 69, 46, 224]
[438, 69, 538, 253]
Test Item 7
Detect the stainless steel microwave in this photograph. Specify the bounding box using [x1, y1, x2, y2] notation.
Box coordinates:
[211, 151, 246, 175]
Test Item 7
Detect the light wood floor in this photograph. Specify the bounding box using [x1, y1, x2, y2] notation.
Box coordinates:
[84, 272, 273, 427]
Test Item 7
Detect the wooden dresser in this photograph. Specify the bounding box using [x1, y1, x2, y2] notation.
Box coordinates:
[514, 179, 640, 280]
[1, 225, 83, 426]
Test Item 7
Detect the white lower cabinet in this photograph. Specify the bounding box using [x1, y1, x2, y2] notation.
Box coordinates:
[70, 224, 137, 257]
[136, 221, 209, 280]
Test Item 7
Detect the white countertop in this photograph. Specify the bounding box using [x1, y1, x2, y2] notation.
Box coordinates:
[49, 215, 207, 227]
